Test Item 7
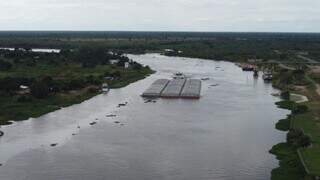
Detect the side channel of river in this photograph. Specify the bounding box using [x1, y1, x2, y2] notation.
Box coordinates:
[0, 54, 288, 180]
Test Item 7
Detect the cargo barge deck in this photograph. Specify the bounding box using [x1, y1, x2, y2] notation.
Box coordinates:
[142, 78, 201, 99]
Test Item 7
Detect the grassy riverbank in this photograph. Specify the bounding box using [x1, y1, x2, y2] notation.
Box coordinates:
[270, 142, 306, 180]
[0, 90, 98, 125]
[293, 101, 320, 176]
[270, 101, 308, 180]
[0, 48, 153, 125]
[270, 65, 320, 179]
[0, 67, 152, 125]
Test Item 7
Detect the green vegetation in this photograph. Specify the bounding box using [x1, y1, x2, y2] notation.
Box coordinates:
[275, 100, 296, 110]
[1, 31, 320, 62]
[271, 115, 311, 180]
[275, 118, 291, 131]
[1, 32, 320, 178]
[271, 65, 320, 179]
[0, 47, 153, 125]
[273, 68, 311, 90]
[0, 90, 98, 125]
[280, 91, 290, 101]
[292, 102, 320, 176]
[270, 143, 306, 180]
[310, 73, 320, 84]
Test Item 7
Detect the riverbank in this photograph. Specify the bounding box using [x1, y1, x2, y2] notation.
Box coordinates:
[0, 66, 153, 125]
[270, 65, 320, 179]
[0, 70, 152, 126]
[0, 48, 153, 125]
[270, 101, 308, 180]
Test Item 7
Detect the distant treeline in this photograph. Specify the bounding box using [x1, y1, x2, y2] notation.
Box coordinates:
[0, 31, 320, 40]
[1, 31, 320, 61]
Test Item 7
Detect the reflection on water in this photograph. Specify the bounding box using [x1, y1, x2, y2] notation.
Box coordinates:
[0, 54, 288, 180]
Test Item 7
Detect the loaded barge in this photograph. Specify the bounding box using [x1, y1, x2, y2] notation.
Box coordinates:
[180, 79, 202, 99]
[142, 79, 170, 97]
[142, 78, 201, 99]
[161, 79, 186, 98]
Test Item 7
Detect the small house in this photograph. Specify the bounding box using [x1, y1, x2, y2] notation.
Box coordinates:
[110, 59, 120, 65]
[124, 62, 130, 69]
[17, 85, 30, 95]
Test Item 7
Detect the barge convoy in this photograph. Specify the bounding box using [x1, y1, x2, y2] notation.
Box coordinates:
[142, 79, 170, 97]
[142, 78, 201, 99]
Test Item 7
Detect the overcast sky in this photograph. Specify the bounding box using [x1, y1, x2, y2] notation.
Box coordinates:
[0, 0, 320, 32]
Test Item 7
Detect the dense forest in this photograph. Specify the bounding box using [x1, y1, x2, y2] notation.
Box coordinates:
[0, 31, 320, 62]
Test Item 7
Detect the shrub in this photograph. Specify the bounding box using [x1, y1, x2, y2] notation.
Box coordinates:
[132, 62, 142, 70]
[16, 95, 33, 102]
[104, 71, 111, 77]
[85, 75, 101, 85]
[298, 135, 311, 148]
[293, 69, 305, 75]
[0, 59, 12, 70]
[292, 105, 308, 114]
[287, 129, 311, 148]
[275, 100, 296, 110]
[279, 71, 293, 85]
[30, 81, 50, 99]
[0, 77, 20, 92]
[87, 86, 100, 93]
[68, 78, 86, 89]
[111, 71, 121, 78]
[116, 60, 125, 67]
[280, 91, 290, 100]
[82, 62, 96, 68]
[287, 129, 304, 146]
[41, 76, 54, 86]
[276, 118, 290, 131]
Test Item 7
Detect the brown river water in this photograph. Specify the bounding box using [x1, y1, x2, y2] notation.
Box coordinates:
[0, 54, 288, 180]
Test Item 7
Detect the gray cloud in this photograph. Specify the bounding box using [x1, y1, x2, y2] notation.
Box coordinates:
[0, 0, 319, 32]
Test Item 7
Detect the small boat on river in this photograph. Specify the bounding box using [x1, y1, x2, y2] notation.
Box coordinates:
[253, 69, 259, 77]
[263, 72, 273, 81]
[173, 72, 186, 79]
[102, 83, 110, 93]
[242, 65, 255, 71]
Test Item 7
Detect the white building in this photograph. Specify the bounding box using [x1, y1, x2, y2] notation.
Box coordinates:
[109, 59, 120, 65]
[124, 62, 130, 69]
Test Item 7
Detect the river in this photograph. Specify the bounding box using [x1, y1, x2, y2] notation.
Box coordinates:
[0, 54, 288, 180]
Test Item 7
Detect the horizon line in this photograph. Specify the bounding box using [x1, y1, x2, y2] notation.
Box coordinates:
[0, 30, 320, 34]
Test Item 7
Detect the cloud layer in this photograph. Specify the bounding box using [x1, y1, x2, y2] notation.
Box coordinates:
[1, 0, 319, 32]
